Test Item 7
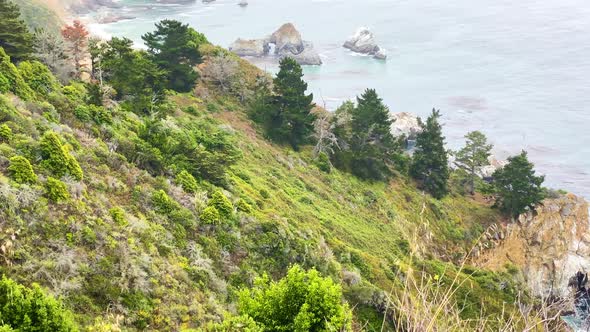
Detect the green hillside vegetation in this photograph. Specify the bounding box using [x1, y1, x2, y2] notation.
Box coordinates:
[0, 6, 552, 331]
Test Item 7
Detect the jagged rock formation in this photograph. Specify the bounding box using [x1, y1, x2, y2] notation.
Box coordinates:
[477, 193, 590, 298]
[343, 27, 387, 60]
[229, 23, 322, 65]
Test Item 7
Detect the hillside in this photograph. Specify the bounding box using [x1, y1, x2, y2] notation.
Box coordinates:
[0, 7, 571, 331]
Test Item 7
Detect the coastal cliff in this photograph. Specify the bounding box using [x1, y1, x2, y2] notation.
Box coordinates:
[477, 193, 590, 298]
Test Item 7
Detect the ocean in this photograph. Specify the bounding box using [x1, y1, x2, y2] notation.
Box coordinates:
[87, 0, 590, 199]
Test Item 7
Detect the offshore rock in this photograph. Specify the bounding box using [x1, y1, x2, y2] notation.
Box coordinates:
[343, 27, 387, 60]
[228, 38, 269, 57]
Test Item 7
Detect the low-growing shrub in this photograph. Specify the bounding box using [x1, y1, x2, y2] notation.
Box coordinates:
[7, 156, 37, 184]
[0, 276, 77, 331]
[237, 199, 253, 214]
[40, 131, 83, 181]
[0, 124, 12, 142]
[45, 177, 70, 202]
[209, 191, 233, 217]
[176, 170, 199, 193]
[200, 206, 221, 225]
[151, 190, 179, 215]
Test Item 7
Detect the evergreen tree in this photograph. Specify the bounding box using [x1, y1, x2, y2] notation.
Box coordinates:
[264, 57, 316, 150]
[0, 0, 34, 62]
[410, 109, 449, 199]
[142, 20, 208, 92]
[348, 89, 402, 180]
[33, 28, 74, 83]
[454, 130, 493, 194]
[492, 151, 545, 217]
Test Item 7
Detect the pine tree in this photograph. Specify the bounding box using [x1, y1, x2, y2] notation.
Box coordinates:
[455, 131, 493, 194]
[410, 109, 449, 199]
[142, 20, 208, 92]
[0, 0, 34, 62]
[265, 57, 316, 150]
[492, 151, 545, 217]
[347, 89, 401, 180]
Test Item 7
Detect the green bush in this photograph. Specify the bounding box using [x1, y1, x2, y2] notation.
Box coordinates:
[0, 124, 12, 142]
[109, 207, 126, 225]
[237, 199, 253, 214]
[316, 152, 332, 173]
[238, 265, 352, 331]
[7, 156, 37, 184]
[200, 206, 221, 225]
[0, 47, 34, 100]
[39, 131, 83, 181]
[0, 72, 9, 93]
[45, 177, 69, 202]
[0, 276, 77, 331]
[176, 170, 199, 193]
[209, 191, 233, 217]
[151, 190, 179, 215]
[204, 315, 262, 332]
[17, 60, 59, 97]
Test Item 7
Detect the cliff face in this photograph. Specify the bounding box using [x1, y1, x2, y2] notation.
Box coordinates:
[478, 194, 590, 297]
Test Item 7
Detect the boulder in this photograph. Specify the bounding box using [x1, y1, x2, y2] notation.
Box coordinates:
[477, 157, 508, 179]
[280, 41, 322, 66]
[343, 27, 388, 60]
[269, 23, 304, 54]
[390, 112, 421, 140]
[228, 38, 269, 57]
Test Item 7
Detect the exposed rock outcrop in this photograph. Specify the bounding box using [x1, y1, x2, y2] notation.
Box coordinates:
[229, 39, 269, 57]
[229, 23, 322, 65]
[343, 27, 387, 60]
[477, 193, 590, 298]
[390, 112, 421, 140]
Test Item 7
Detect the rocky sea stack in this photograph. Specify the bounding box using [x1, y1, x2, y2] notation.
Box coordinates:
[229, 23, 322, 65]
[343, 27, 387, 60]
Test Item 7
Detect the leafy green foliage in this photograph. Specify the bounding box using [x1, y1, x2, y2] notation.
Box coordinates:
[492, 151, 545, 216]
[100, 37, 167, 114]
[142, 20, 208, 92]
[7, 155, 37, 184]
[209, 191, 233, 217]
[0, 47, 34, 99]
[176, 170, 199, 193]
[204, 315, 263, 332]
[74, 104, 111, 124]
[0, 123, 12, 142]
[238, 265, 352, 331]
[331, 89, 404, 180]
[0, 276, 77, 331]
[0, 0, 34, 62]
[253, 57, 316, 150]
[17, 60, 59, 97]
[45, 176, 69, 202]
[39, 131, 83, 181]
[151, 189, 179, 215]
[410, 109, 449, 199]
[237, 199, 254, 213]
[200, 206, 221, 225]
[455, 131, 493, 194]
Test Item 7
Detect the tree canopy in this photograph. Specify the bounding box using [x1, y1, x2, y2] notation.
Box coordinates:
[410, 109, 449, 199]
[492, 151, 545, 216]
[142, 19, 208, 92]
[0, 0, 34, 62]
[455, 130, 493, 194]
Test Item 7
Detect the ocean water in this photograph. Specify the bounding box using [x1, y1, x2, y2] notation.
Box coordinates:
[87, 0, 590, 199]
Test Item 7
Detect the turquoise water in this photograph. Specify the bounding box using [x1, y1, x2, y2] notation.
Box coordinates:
[88, 0, 590, 199]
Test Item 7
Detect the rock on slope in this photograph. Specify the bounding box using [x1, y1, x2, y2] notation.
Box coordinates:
[478, 193, 590, 298]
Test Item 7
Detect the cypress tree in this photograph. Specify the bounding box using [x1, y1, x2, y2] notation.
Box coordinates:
[492, 151, 545, 217]
[455, 130, 493, 194]
[0, 0, 34, 62]
[348, 89, 401, 180]
[410, 109, 449, 199]
[266, 57, 316, 150]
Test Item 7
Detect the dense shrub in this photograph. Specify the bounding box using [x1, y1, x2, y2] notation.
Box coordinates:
[7, 156, 37, 184]
[0, 73, 8, 93]
[204, 315, 262, 332]
[238, 265, 352, 331]
[0, 276, 77, 331]
[209, 191, 233, 217]
[237, 199, 253, 214]
[151, 190, 179, 215]
[0, 124, 12, 142]
[45, 177, 69, 202]
[176, 170, 199, 193]
[74, 104, 111, 124]
[39, 131, 83, 181]
[0, 47, 34, 100]
[200, 206, 221, 225]
[17, 60, 59, 97]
